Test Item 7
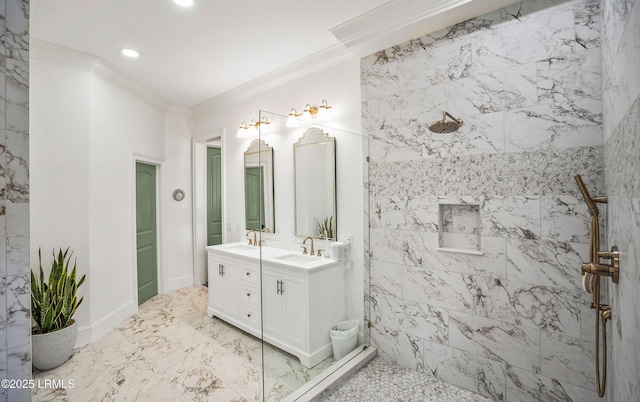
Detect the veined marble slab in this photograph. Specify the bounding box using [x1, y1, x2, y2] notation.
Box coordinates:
[371, 293, 448, 344]
[449, 311, 541, 373]
[424, 339, 505, 401]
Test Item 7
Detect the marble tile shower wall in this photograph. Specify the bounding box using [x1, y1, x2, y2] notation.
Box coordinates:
[0, 1, 31, 401]
[362, 1, 604, 401]
[601, 1, 640, 402]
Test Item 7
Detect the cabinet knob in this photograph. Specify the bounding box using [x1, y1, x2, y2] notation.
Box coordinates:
[247, 314, 251, 318]
[246, 272, 250, 276]
[247, 293, 251, 297]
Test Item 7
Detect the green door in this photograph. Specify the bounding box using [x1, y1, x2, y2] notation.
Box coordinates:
[136, 162, 158, 305]
[245, 166, 264, 231]
[207, 147, 222, 246]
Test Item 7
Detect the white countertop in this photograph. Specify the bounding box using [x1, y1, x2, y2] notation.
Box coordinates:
[206, 242, 341, 272]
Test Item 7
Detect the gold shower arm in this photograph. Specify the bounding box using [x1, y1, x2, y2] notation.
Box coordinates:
[443, 111, 463, 125]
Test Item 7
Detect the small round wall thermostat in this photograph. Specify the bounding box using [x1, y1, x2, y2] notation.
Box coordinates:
[172, 189, 185, 201]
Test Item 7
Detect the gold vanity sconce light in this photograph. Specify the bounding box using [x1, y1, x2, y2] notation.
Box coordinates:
[237, 116, 271, 138]
[286, 99, 333, 127]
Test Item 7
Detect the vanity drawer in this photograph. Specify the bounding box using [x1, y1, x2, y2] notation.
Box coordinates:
[240, 264, 259, 285]
[240, 303, 261, 329]
[240, 283, 260, 307]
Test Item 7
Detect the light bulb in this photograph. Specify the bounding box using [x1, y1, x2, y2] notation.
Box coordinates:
[120, 48, 140, 58]
[173, 0, 194, 7]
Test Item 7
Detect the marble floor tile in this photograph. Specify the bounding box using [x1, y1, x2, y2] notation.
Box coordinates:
[32, 286, 333, 402]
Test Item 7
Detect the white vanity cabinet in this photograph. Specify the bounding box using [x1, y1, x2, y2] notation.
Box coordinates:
[206, 243, 346, 368]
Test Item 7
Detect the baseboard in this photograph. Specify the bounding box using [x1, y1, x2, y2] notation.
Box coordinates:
[76, 300, 135, 347]
[167, 275, 195, 291]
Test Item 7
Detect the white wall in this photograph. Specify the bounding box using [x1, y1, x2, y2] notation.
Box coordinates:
[30, 58, 93, 332]
[29, 46, 187, 345]
[193, 57, 366, 329]
[164, 107, 195, 290]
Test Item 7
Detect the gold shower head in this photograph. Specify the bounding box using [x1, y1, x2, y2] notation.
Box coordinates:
[429, 111, 463, 134]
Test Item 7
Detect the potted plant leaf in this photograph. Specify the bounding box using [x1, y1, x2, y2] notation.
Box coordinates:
[31, 247, 85, 370]
[315, 216, 334, 239]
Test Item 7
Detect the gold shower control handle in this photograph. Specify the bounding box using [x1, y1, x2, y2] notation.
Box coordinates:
[597, 250, 616, 260]
[581, 246, 620, 283]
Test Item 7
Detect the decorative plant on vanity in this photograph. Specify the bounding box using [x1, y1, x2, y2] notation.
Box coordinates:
[316, 216, 334, 239]
[31, 247, 86, 370]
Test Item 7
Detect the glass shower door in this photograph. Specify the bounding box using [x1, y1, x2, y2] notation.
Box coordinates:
[256, 110, 370, 401]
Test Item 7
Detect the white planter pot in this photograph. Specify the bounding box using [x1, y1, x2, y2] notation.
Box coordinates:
[32, 320, 78, 371]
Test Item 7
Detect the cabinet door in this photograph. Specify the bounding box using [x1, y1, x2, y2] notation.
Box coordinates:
[262, 269, 283, 337]
[222, 259, 239, 316]
[209, 256, 226, 311]
[281, 273, 307, 349]
[208, 255, 239, 316]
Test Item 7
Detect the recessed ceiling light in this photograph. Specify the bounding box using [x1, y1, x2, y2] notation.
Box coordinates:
[120, 48, 140, 58]
[173, 0, 194, 7]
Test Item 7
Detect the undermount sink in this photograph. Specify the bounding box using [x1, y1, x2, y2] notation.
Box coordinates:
[273, 253, 319, 264]
[224, 243, 258, 252]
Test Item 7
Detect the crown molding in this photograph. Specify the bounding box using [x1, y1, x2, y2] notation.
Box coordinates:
[30, 38, 170, 113]
[330, 0, 521, 57]
[192, 44, 354, 118]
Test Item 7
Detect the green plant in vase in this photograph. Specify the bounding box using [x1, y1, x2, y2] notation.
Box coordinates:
[31, 247, 86, 370]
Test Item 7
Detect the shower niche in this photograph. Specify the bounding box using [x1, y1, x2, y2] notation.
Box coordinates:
[438, 203, 481, 255]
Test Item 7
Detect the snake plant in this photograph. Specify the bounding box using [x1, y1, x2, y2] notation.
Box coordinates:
[315, 216, 334, 239]
[31, 248, 85, 334]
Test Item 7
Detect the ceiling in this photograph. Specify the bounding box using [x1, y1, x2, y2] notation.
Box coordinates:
[30, 0, 520, 108]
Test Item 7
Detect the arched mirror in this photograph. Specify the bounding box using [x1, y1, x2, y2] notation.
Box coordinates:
[293, 127, 336, 238]
[244, 139, 275, 233]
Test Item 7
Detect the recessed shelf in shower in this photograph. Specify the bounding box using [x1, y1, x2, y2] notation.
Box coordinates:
[437, 203, 482, 255]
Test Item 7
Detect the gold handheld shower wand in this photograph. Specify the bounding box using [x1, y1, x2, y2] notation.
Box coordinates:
[574, 175, 619, 283]
[574, 175, 620, 398]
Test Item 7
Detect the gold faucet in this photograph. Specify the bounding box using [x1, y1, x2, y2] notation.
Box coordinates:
[246, 230, 257, 246]
[302, 236, 315, 255]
